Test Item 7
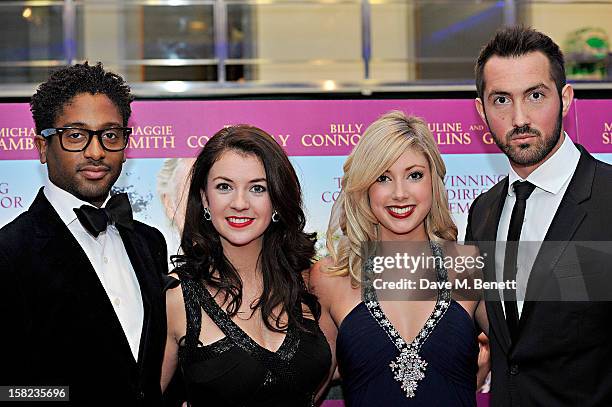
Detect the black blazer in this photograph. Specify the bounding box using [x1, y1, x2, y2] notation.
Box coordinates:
[0, 189, 169, 406]
[466, 145, 612, 406]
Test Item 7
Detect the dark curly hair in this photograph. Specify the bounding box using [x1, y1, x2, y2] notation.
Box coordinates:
[30, 61, 133, 134]
[173, 125, 319, 333]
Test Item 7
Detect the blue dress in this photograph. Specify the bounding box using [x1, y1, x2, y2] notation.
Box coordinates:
[337, 244, 479, 406]
[337, 301, 478, 406]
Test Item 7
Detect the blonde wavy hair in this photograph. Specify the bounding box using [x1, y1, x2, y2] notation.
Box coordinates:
[326, 110, 457, 286]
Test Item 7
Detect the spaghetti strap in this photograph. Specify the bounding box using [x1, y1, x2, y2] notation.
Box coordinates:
[173, 268, 331, 407]
[179, 277, 203, 348]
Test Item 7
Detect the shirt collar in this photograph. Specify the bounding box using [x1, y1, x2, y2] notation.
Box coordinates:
[43, 179, 110, 227]
[507, 132, 581, 197]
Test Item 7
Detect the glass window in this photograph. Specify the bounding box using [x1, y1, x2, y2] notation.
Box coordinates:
[0, 3, 67, 83]
[0, 0, 610, 92]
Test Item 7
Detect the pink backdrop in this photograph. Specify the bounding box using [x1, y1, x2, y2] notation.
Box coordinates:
[1, 99, 610, 407]
[1, 98, 597, 160]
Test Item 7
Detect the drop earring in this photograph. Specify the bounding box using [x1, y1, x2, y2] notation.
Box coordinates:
[272, 210, 280, 223]
[203, 207, 212, 221]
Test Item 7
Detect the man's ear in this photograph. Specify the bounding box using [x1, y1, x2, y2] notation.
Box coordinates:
[475, 97, 486, 124]
[34, 135, 48, 164]
[560, 84, 574, 118]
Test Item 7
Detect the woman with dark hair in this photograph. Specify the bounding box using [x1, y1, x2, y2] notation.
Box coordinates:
[161, 125, 331, 406]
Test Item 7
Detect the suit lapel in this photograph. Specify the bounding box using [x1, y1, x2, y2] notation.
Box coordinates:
[479, 177, 514, 353]
[519, 148, 594, 328]
[480, 177, 508, 241]
[33, 191, 115, 315]
[31, 190, 139, 371]
[118, 226, 158, 368]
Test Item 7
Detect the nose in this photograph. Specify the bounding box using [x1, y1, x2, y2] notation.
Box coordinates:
[230, 189, 250, 211]
[391, 180, 409, 201]
[512, 101, 530, 129]
[83, 135, 106, 161]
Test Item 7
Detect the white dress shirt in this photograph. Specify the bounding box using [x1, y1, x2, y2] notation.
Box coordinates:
[44, 180, 144, 360]
[495, 133, 581, 316]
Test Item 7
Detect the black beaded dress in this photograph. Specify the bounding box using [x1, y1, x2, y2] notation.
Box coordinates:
[175, 269, 331, 407]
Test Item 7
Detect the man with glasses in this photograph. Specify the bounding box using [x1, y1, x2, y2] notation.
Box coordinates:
[0, 62, 171, 406]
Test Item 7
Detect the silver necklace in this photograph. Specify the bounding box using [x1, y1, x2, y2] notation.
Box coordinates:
[363, 241, 451, 398]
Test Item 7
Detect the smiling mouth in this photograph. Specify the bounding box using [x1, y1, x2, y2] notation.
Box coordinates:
[226, 217, 254, 228]
[386, 205, 415, 219]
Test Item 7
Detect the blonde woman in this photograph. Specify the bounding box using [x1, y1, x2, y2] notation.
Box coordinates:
[310, 111, 488, 406]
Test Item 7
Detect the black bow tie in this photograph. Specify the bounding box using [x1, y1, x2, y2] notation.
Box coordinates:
[74, 193, 134, 237]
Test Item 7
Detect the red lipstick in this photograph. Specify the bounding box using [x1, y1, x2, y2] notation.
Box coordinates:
[386, 205, 415, 219]
[226, 217, 254, 228]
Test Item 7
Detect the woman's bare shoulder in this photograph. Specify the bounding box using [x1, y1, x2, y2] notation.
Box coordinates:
[165, 273, 185, 312]
[308, 258, 350, 296]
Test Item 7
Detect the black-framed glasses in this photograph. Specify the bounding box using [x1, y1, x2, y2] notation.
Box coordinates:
[41, 127, 132, 152]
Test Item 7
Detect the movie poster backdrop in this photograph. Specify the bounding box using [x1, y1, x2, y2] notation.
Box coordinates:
[1, 99, 610, 406]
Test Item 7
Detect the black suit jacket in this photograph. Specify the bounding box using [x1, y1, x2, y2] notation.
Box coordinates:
[0, 189, 169, 406]
[466, 145, 612, 406]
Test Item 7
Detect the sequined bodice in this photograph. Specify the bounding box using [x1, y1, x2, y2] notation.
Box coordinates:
[336, 243, 479, 406]
[176, 272, 331, 407]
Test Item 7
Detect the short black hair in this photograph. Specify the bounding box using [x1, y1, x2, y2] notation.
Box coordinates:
[30, 61, 133, 134]
[475, 25, 566, 100]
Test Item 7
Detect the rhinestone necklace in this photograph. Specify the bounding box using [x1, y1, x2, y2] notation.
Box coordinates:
[363, 241, 451, 398]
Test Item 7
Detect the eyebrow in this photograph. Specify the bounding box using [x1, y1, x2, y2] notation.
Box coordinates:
[212, 176, 267, 183]
[384, 164, 426, 173]
[59, 121, 123, 128]
[487, 90, 510, 99]
[523, 83, 550, 95]
[488, 83, 550, 99]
